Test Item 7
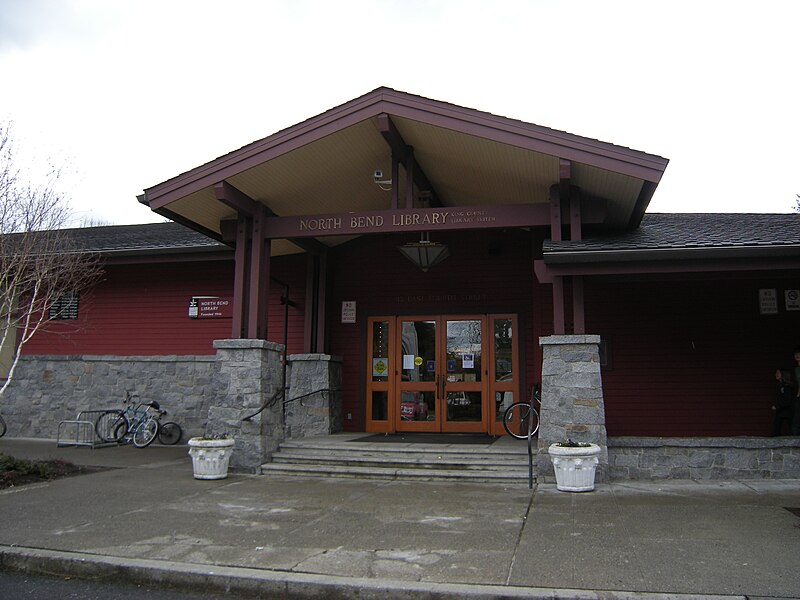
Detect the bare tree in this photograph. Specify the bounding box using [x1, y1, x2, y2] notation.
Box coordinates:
[0, 123, 102, 396]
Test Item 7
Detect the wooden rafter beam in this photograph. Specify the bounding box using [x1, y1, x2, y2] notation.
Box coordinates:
[214, 181, 271, 217]
[375, 113, 442, 207]
[216, 183, 327, 255]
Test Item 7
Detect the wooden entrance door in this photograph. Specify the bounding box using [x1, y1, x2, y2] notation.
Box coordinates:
[365, 315, 520, 435]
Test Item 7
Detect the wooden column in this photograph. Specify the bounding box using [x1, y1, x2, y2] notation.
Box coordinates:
[549, 183, 565, 334]
[303, 251, 328, 353]
[216, 182, 274, 341]
[316, 252, 327, 353]
[549, 184, 562, 242]
[573, 276, 585, 334]
[231, 215, 250, 338]
[552, 277, 565, 335]
[304, 255, 316, 353]
[569, 185, 585, 334]
[248, 205, 271, 340]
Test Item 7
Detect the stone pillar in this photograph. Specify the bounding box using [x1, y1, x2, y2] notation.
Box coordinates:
[212, 339, 284, 473]
[285, 354, 342, 438]
[536, 335, 608, 482]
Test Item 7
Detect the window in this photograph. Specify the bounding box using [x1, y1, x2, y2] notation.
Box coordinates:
[49, 292, 79, 320]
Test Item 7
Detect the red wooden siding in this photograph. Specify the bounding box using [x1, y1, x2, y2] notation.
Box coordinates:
[587, 273, 800, 437]
[25, 255, 307, 357]
[327, 229, 538, 432]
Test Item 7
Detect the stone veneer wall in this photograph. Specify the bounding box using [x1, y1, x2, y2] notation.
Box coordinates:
[608, 437, 800, 480]
[0, 354, 215, 440]
[211, 339, 284, 472]
[284, 354, 342, 439]
[537, 335, 608, 483]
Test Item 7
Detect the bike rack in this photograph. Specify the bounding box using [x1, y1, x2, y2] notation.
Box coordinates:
[57, 410, 118, 448]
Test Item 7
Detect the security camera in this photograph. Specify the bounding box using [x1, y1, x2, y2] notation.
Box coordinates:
[373, 170, 383, 181]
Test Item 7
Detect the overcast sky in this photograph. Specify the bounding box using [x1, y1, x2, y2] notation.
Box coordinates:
[1, 0, 798, 226]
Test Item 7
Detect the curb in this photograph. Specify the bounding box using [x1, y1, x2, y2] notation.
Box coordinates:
[0, 545, 746, 600]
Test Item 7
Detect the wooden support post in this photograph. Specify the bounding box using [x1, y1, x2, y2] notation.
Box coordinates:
[247, 206, 271, 339]
[231, 215, 250, 338]
[316, 252, 328, 353]
[376, 113, 441, 207]
[570, 193, 582, 241]
[391, 156, 400, 210]
[553, 276, 565, 335]
[549, 185, 562, 242]
[302, 251, 328, 353]
[573, 275, 585, 334]
[304, 254, 316, 354]
[405, 150, 415, 209]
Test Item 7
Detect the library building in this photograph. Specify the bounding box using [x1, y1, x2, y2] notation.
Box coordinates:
[6, 88, 799, 482]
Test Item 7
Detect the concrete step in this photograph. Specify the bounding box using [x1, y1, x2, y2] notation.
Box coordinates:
[272, 450, 523, 470]
[262, 436, 537, 485]
[260, 462, 533, 485]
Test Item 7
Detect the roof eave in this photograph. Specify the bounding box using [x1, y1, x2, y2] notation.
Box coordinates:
[143, 87, 669, 212]
[545, 245, 800, 265]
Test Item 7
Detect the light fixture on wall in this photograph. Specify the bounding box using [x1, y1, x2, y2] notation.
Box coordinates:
[398, 232, 450, 272]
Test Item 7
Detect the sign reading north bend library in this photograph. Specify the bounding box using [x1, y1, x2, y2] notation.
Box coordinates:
[188, 296, 233, 319]
[263, 204, 551, 239]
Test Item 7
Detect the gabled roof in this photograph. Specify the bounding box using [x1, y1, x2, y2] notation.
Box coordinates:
[544, 213, 800, 265]
[63, 222, 228, 257]
[141, 87, 669, 255]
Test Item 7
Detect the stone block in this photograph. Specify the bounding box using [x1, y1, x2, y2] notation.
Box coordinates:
[687, 451, 714, 468]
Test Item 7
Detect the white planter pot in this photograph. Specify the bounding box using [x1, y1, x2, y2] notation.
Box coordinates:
[548, 443, 601, 492]
[188, 438, 235, 480]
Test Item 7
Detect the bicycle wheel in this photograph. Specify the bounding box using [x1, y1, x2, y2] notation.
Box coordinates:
[503, 402, 539, 440]
[0, 414, 6, 438]
[113, 420, 130, 444]
[132, 416, 159, 448]
[157, 421, 182, 445]
[95, 411, 127, 443]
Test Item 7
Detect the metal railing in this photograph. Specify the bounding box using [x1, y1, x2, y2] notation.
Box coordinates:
[242, 387, 341, 422]
[57, 409, 117, 448]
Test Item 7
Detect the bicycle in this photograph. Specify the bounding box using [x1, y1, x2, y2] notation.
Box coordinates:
[0, 413, 6, 438]
[503, 384, 541, 440]
[95, 392, 182, 448]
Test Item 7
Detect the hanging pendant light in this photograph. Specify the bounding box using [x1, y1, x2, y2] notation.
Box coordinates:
[398, 232, 450, 272]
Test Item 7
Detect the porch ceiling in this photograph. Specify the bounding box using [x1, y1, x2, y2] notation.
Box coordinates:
[141, 88, 668, 256]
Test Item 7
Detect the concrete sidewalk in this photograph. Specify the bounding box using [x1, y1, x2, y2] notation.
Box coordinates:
[1, 437, 799, 599]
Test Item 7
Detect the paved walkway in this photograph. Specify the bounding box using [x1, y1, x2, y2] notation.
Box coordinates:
[1, 437, 799, 599]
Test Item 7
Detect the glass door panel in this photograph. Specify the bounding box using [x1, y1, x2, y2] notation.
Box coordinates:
[366, 318, 394, 432]
[397, 318, 438, 431]
[442, 317, 486, 432]
[376, 314, 516, 434]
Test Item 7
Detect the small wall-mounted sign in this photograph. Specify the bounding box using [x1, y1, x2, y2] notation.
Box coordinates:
[341, 300, 356, 324]
[759, 289, 779, 315]
[786, 290, 800, 312]
[189, 296, 233, 319]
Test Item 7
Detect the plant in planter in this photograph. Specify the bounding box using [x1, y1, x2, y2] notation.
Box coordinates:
[188, 432, 234, 480]
[548, 439, 601, 492]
